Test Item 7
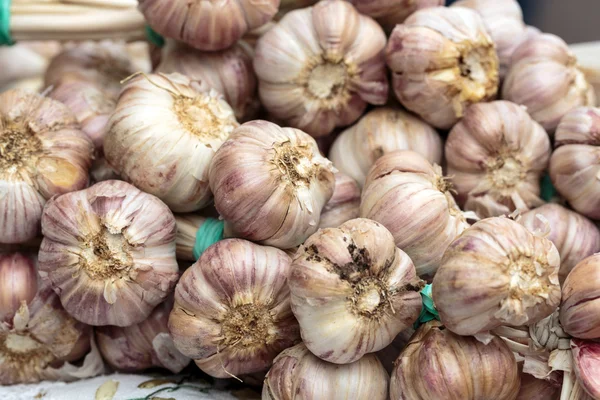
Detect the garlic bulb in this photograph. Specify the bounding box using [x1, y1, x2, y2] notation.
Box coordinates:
[169, 239, 300, 378]
[550, 107, 600, 219]
[432, 217, 561, 336]
[516, 372, 560, 400]
[263, 342, 389, 400]
[0, 89, 93, 244]
[521, 204, 600, 284]
[571, 339, 600, 400]
[174, 213, 229, 261]
[503, 34, 596, 133]
[390, 321, 520, 400]
[289, 218, 424, 364]
[318, 172, 360, 229]
[138, 0, 279, 52]
[38, 180, 179, 327]
[0, 43, 54, 91]
[560, 255, 600, 339]
[209, 120, 335, 249]
[348, 0, 443, 33]
[360, 150, 471, 278]
[254, 0, 389, 137]
[156, 41, 259, 122]
[96, 298, 190, 373]
[104, 73, 239, 212]
[0, 253, 37, 321]
[329, 107, 443, 187]
[386, 6, 499, 130]
[445, 101, 551, 218]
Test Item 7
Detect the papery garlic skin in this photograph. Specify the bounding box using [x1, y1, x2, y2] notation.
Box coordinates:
[329, 107, 442, 187]
[432, 217, 561, 336]
[503, 34, 596, 133]
[360, 150, 470, 278]
[560, 255, 600, 339]
[0, 89, 93, 244]
[318, 173, 360, 229]
[139, 0, 279, 51]
[290, 218, 423, 364]
[105, 73, 239, 212]
[390, 321, 520, 400]
[386, 6, 499, 130]
[263, 342, 389, 400]
[38, 180, 179, 327]
[169, 239, 300, 378]
[571, 339, 600, 400]
[0, 253, 38, 321]
[209, 120, 335, 249]
[521, 204, 600, 284]
[254, 0, 389, 137]
[516, 371, 560, 400]
[445, 101, 551, 218]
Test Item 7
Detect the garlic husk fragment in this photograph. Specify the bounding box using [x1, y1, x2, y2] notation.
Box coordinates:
[209, 120, 335, 249]
[360, 150, 471, 278]
[104, 72, 239, 212]
[0, 253, 38, 321]
[521, 204, 600, 284]
[432, 216, 561, 336]
[263, 342, 389, 400]
[517, 372, 560, 400]
[349, 0, 443, 33]
[390, 321, 520, 400]
[38, 180, 179, 327]
[169, 239, 300, 378]
[571, 339, 600, 399]
[329, 107, 443, 187]
[254, 0, 389, 137]
[503, 34, 596, 133]
[290, 218, 424, 364]
[560, 255, 600, 340]
[386, 6, 499, 130]
[0, 89, 94, 244]
[318, 173, 360, 229]
[446, 101, 551, 218]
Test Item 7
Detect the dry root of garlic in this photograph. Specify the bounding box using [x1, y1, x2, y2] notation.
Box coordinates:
[318, 172, 361, 229]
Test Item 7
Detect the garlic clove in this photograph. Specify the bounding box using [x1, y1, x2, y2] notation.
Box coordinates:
[318, 172, 361, 229]
[0, 253, 38, 321]
[571, 339, 600, 399]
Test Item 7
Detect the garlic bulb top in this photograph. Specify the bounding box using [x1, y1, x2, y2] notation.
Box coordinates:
[329, 107, 442, 188]
[318, 172, 361, 229]
[254, 0, 389, 137]
[290, 218, 423, 364]
[139, 0, 279, 52]
[386, 6, 499, 130]
[445, 101, 551, 218]
[360, 150, 471, 278]
[104, 73, 239, 212]
[263, 342, 389, 400]
[0, 89, 93, 244]
[209, 120, 335, 249]
[38, 180, 179, 327]
[432, 217, 561, 336]
[348, 0, 444, 32]
[0, 253, 38, 321]
[390, 321, 520, 400]
[169, 239, 300, 378]
[503, 33, 596, 133]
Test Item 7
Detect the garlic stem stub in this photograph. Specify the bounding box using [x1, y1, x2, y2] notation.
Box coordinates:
[263, 342, 389, 400]
[254, 0, 389, 137]
[38, 180, 179, 327]
[0, 89, 94, 244]
[209, 120, 335, 249]
[360, 150, 471, 279]
[386, 6, 499, 130]
[169, 239, 300, 378]
[445, 100, 551, 218]
[329, 107, 443, 188]
[0, 253, 38, 321]
[290, 218, 424, 364]
[318, 172, 361, 229]
[432, 216, 561, 336]
[571, 339, 600, 400]
[104, 72, 239, 212]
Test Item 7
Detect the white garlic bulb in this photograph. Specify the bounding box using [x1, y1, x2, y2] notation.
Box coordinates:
[329, 107, 442, 187]
[360, 150, 471, 278]
[263, 342, 389, 400]
[254, 0, 389, 137]
[169, 239, 300, 378]
[290, 218, 423, 364]
[209, 120, 335, 249]
[318, 172, 361, 229]
[386, 6, 499, 129]
[445, 100, 551, 218]
[38, 180, 179, 327]
[104, 73, 239, 212]
[432, 216, 561, 336]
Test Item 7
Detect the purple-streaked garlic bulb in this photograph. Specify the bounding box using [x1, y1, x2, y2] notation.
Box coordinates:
[318, 172, 361, 229]
[516, 372, 560, 400]
[0, 253, 38, 321]
[571, 339, 600, 400]
[348, 0, 444, 33]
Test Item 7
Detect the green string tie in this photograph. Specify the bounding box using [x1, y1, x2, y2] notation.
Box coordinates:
[145, 26, 165, 48]
[0, 0, 14, 46]
[540, 173, 557, 202]
[192, 218, 225, 260]
[414, 283, 440, 329]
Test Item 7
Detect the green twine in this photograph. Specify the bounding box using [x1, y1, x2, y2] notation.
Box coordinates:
[540, 173, 557, 202]
[145, 26, 164, 48]
[0, 0, 14, 46]
[192, 218, 225, 260]
[414, 284, 440, 329]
